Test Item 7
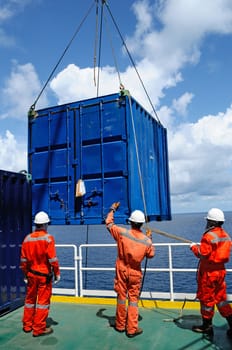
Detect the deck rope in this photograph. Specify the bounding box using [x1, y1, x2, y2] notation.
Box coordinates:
[163, 298, 187, 322]
[150, 227, 192, 244]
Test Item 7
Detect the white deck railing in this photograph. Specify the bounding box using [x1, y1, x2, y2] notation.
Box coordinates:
[52, 243, 232, 301]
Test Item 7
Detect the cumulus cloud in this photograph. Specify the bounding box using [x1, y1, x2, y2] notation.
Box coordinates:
[0, 0, 34, 22]
[50, 64, 119, 105]
[0, 0, 36, 46]
[0, 27, 15, 47]
[0, 130, 27, 171]
[48, 0, 232, 117]
[172, 92, 194, 117]
[168, 105, 232, 211]
[0, 61, 48, 120]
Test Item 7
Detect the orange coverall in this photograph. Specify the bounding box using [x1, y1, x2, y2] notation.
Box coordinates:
[20, 229, 60, 336]
[191, 226, 232, 320]
[105, 210, 154, 334]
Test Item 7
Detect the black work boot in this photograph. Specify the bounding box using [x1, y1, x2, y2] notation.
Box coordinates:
[192, 317, 214, 337]
[226, 315, 232, 339]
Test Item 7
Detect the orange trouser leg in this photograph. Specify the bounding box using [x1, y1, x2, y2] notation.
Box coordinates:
[215, 274, 232, 318]
[22, 276, 37, 330]
[127, 303, 138, 334]
[23, 305, 35, 331]
[198, 270, 232, 319]
[217, 301, 232, 318]
[127, 274, 141, 334]
[33, 278, 52, 335]
[200, 302, 214, 319]
[114, 269, 127, 330]
[115, 298, 127, 330]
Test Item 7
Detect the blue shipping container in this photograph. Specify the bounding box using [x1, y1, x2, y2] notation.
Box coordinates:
[0, 170, 32, 315]
[28, 93, 171, 224]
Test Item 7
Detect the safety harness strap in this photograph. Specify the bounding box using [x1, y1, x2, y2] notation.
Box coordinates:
[29, 269, 53, 283]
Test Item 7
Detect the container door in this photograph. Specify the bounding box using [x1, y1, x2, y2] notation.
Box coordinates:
[29, 107, 73, 223]
[73, 98, 129, 224]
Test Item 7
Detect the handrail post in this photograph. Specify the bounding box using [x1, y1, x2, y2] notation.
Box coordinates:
[74, 245, 79, 297]
[55, 244, 79, 297]
[79, 245, 83, 297]
[168, 245, 174, 301]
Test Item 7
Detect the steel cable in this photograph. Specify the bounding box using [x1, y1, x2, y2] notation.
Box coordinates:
[103, 1, 161, 124]
[127, 94, 150, 296]
[30, 0, 96, 110]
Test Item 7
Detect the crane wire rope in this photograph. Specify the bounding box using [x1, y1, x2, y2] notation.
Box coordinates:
[101, 9, 122, 86]
[95, 1, 122, 96]
[128, 96, 148, 221]
[103, 1, 161, 125]
[93, 1, 99, 86]
[29, 0, 96, 113]
[127, 93, 150, 296]
[96, 1, 105, 97]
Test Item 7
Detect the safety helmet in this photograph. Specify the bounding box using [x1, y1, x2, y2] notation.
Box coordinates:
[128, 210, 145, 223]
[34, 211, 50, 224]
[205, 208, 225, 222]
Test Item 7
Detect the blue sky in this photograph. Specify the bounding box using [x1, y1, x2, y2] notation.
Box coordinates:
[1, 0, 232, 214]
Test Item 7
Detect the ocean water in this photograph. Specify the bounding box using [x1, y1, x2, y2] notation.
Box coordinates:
[48, 211, 232, 295]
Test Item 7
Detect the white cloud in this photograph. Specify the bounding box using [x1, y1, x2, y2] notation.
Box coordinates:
[156, 105, 174, 129]
[124, 0, 232, 103]
[0, 130, 27, 171]
[48, 0, 232, 120]
[0, 61, 48, 120]
[50, 64, 119, 105]
[0, 0, 37, 46]
[0, 27, 15, 46]
[168, 105, 232, 211]
[0, 0, 35, 22]
[0, 7, 12, 22]
[172, 93, 194, 117]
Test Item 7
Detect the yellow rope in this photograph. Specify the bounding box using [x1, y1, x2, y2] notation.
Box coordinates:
[150, 227, 192, 244]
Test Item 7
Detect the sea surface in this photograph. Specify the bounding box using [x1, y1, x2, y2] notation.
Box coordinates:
[48, 211, 232, 296]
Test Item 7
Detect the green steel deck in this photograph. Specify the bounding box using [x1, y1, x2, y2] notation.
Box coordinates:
[0, 297, 232, 350]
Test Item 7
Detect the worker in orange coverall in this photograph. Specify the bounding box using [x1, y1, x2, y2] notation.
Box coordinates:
[20, 211, 60, 337]
[190, 208, 232, 338]
[105, 202, 154, 338]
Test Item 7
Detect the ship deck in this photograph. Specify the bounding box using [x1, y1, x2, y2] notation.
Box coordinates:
[1, 297, 232, 350]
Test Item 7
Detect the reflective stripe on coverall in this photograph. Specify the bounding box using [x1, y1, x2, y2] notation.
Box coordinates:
[105, 210, 154, 334]
[20, 230, 60, 335]
[191, 227, 232, 320]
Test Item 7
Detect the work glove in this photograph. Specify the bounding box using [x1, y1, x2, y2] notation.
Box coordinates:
[190, 242, 197, 249]
[146, 229, 152, 238]
[110, 202, 120, 212]
[54, 275, 61, 284]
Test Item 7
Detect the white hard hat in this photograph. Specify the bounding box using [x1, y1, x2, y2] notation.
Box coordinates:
[128, 210, 145, 223]
[205, 208, 225, 222]
[34, 211, 50, 224]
